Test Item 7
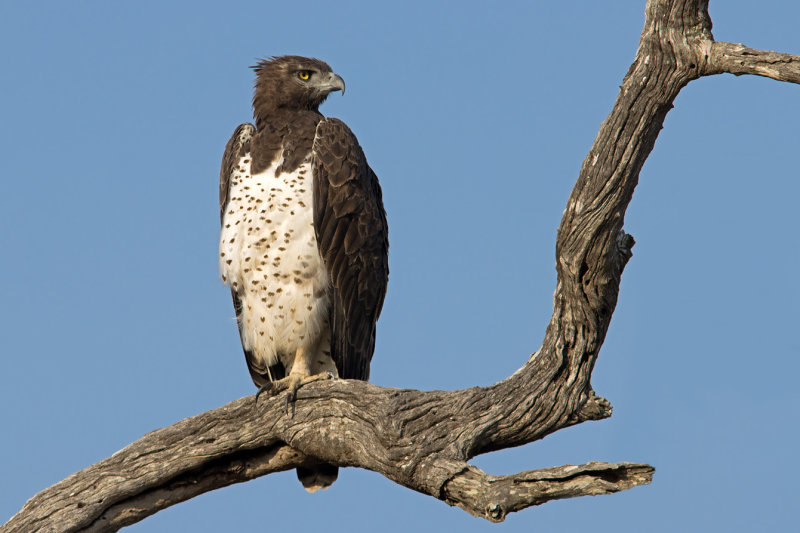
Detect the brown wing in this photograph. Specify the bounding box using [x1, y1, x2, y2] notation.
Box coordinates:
[219, 123, 283, 387]
[312, 118, 389, 381]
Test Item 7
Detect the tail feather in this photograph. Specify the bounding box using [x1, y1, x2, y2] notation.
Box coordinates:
[297, 464, 339, 493]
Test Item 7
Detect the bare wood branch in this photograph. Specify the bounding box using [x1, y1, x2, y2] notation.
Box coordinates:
[442, 462, 655, 522]
[4, 0, 796, 531]
[91, 444, 310, 532]
[706, 42, 800, 83]
[0, 389, 650, 533]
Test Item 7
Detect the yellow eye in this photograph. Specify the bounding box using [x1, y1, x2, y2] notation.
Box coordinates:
[298, 71, 311, 81]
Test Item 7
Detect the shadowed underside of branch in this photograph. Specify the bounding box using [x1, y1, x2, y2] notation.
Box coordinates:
[4, 1, 798, 531]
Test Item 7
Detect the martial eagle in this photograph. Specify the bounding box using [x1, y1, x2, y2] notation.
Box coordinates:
[218, 56, 389, 492]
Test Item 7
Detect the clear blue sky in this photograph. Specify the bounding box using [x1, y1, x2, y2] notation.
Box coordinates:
[1, 2, 798, 532]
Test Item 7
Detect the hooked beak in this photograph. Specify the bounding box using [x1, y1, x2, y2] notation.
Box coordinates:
[323, 72, 346, 95]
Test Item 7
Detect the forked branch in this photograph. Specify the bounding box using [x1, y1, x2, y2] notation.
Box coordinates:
[4, 1, 796, 531]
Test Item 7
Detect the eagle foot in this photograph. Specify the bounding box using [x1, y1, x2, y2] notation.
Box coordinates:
[254, 372, 335, 417]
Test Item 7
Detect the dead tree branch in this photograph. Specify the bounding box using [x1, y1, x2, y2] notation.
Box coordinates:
[707, 42, 800, 83]
[4, 1, 796, 531]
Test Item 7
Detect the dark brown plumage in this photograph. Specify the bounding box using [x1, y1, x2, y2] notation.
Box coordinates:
[313, 118, 388, 380]
[218, 55, 388, 491]
[250, 56, 338, 176]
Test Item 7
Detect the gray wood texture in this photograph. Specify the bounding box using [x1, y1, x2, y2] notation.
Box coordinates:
[4, 1, 799, 531]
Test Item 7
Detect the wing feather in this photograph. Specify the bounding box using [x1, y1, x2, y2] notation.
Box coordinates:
[312, 118, 389, 380]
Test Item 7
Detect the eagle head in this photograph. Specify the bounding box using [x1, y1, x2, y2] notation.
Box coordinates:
[251, 55, 345, 116]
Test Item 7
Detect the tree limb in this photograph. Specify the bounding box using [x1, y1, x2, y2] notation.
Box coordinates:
[442, 462, 655, 522]
[4, 1, 796, 531]
[707, 42, 800, 83]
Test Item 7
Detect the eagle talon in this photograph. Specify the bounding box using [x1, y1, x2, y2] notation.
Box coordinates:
[285, 392, 296, 417]
[255, 374, 310, 416]
[255, 382, 274, 403]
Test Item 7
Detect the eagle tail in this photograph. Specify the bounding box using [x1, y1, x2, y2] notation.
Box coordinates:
[296, 464, 339, 493]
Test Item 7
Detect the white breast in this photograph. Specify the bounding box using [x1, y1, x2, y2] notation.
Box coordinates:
[219, 152, 330, 370]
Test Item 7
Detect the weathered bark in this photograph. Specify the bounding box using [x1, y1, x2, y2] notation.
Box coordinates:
[707, 42, 800, 83]
[4, 1, 797, 531]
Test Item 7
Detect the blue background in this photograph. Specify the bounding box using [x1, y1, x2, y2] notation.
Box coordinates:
[1, 2, 798, 531]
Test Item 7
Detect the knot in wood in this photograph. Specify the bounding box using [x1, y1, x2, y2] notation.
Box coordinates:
[486, 502, 505, 521]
